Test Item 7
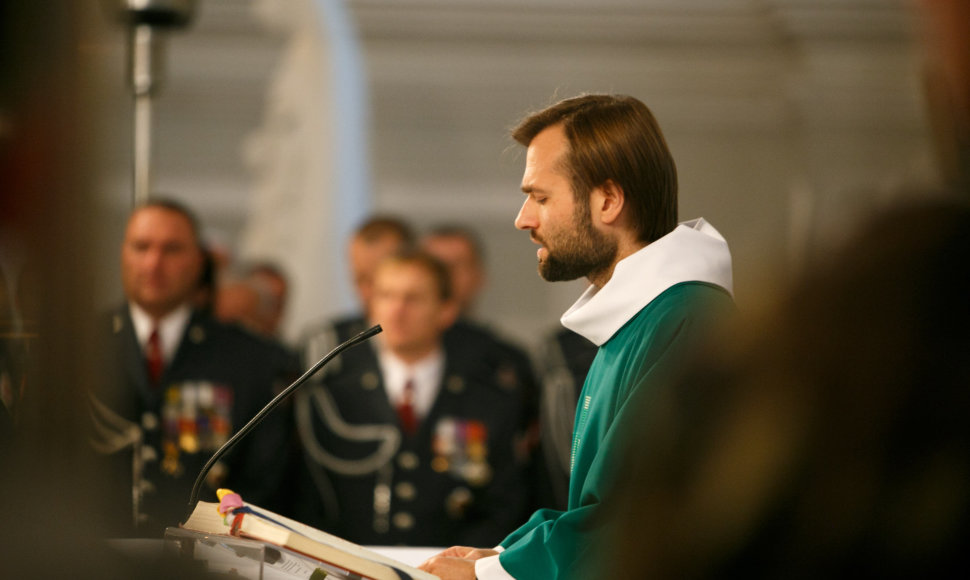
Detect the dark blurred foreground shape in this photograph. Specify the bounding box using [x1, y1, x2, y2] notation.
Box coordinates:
[918, 0, 970, 193]
[0, 2, 215, 578]
[598, 196, 970, 578]
[598, 2, 970, 574]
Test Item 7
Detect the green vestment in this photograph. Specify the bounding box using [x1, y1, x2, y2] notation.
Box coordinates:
[498, 282, 734, 579]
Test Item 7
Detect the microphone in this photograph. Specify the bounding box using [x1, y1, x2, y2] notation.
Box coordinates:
[186, 323, 382, 517]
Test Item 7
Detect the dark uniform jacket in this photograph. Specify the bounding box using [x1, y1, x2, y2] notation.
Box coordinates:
[534, 327, 598, 510]
[292, 334, 532, 547]
[92, 306, 297, 537]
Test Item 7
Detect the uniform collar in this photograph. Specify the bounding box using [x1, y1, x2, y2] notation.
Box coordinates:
[560, 218, 733, 346]
[128, 302, 193, 363]
[377, 345, 446, 418]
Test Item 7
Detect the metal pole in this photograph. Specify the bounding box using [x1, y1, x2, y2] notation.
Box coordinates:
[133, 94, 152, 206]
[118, 1, 198, 208]
[129, 23, 157, 207]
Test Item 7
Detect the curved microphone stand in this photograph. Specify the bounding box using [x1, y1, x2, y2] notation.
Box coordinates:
[186, 324, 382, 518]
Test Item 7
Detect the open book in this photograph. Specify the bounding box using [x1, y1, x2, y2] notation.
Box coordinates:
[181, 500, 438, 580]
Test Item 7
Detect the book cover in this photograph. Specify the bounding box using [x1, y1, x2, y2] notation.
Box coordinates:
[181, 498, 438, 580]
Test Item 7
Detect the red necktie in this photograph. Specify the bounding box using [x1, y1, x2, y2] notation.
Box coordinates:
[146, 327, 163, 386]
[397, 378, 418, 436]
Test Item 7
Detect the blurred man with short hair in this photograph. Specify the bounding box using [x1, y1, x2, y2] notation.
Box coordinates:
[421, 225, 544, 509]
[291, 250, 532, 547]
[92, 199, 294, 536]
[300, 215, 415, 366]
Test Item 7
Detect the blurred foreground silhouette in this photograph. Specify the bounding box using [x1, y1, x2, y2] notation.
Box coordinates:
[599, 196, 970, 578]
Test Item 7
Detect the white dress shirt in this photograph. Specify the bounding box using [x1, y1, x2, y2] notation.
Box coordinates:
[376, 345, 445, 420]
[129, 302, 192, 366]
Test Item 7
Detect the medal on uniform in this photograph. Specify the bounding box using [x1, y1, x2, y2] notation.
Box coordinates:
[160, 381, 233, 476]
[161, 440, 182, 477]
[432, 418, 456, 473]
[462, 420, 492, 486]
[432, 417, 492, 486]
[445, 486, 473, 519]
[161, 385, 182, 475]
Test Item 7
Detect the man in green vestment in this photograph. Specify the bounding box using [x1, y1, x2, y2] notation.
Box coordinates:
[420, 94, 735, 580]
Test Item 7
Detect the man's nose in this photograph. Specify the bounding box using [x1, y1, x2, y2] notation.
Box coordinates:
[387, 296, 409, 316]
[514, 197, 536, 231]
[144, 248, 164, 270]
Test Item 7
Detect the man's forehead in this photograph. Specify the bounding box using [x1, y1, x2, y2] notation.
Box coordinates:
[425, 235, 473, 256]
[130, 206, 191, 227]
[529, 124, 568, 156]
[523, 128, 568, 187]
[351, 233, 402, 257]
[376, 261, 435, 287]
[125, 208, 198, 243]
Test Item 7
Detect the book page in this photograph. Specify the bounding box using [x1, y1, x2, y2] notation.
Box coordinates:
[245, 504, 436, 578]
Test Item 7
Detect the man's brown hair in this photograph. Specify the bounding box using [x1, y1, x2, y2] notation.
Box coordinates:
[135, 197, 203, 248]
[354, 215, 416, 247]
[380, 249, 453, 302]
[512, 94, 678, 243]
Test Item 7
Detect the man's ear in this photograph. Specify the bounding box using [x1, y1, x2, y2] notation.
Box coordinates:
[437, 298, 461, 331]
[592, 179, 625, 226]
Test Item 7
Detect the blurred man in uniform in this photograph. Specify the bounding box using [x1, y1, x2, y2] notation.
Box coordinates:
[532, 326, 596, 510]
[291, 250, 532, 547]
[215, 260, 290, 340]
[420, 225, 486, 318]
[91, 199, 294, 536]
[300, 215, 415, 364]
[421, 225, 544, 508]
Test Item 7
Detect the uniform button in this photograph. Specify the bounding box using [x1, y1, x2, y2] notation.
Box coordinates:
[446, 376, 464, 394]
[392, 511, 415, 530]
[138, 479, 155, 495]
[398, 451, 419, 470]
[395, 482, 417, 501]
[189, 325, 205, 343]
[496, 364, 519, 390]
[361, 372, 379, 390]
[446, 487, 473, 519]
[141, 412, 159, 430]
[208, 461, 228, 484]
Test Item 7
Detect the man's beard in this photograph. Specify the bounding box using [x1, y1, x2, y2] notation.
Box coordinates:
[538, 208, 617, 282]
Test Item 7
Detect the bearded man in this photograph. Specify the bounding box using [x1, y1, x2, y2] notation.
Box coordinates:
[421, 94, 736, 580]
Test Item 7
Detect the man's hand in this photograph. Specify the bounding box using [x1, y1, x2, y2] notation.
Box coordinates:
[418, 546, 499, 579]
